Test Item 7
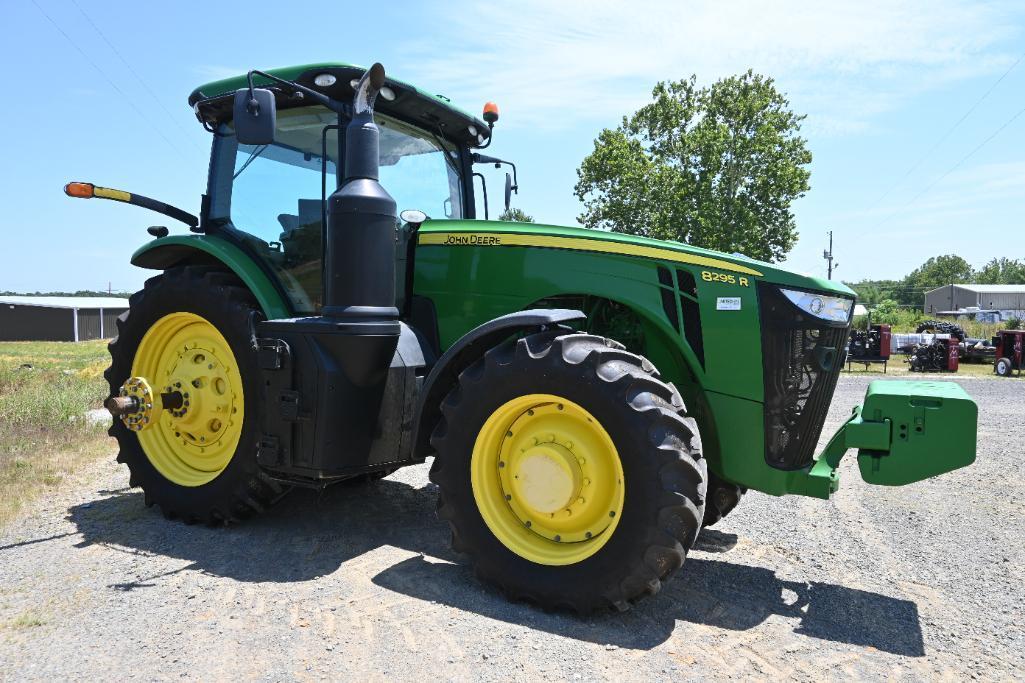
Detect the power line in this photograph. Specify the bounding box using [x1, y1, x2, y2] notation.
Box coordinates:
[67, 0, 203, 150]
[903, 103, 1025, 206]
[877, 99, 1025, 225]
[28, 0, 188, 161]
[871, 101, 1025, 230]
[868, 50, 1025, 209]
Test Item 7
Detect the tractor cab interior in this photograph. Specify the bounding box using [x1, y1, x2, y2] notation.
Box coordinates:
[206, 104, 467, 313]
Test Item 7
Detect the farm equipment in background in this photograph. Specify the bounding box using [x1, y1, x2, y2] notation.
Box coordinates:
[993, 330, 1025, 377]
[907, 337, 959, 373]
[63, 60, 979, 614]
[916, 320, 965, 341]
[847, 323, 891, 371]
[917, 319, 995, 364]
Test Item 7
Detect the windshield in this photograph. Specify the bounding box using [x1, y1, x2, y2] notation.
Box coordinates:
[210, 105, 464, 312]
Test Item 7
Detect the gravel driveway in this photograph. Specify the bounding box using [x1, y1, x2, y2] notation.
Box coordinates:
[1, 375, 1022, 681]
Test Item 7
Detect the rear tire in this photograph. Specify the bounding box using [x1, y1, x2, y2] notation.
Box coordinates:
[429, 332, 706, 613]
[995, 357, 1013, 377]
[105, 267, 281, 524]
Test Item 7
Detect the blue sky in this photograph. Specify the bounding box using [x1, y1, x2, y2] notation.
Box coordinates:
[2, 0, 1023, 293]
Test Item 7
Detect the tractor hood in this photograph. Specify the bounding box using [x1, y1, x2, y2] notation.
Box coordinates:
[418, 219, 855, 297]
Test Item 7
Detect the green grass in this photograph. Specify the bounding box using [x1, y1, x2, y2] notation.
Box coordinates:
[0, 341, 111, 527]
[843, 357, 1012, 378]
[4, 611, 45, 629]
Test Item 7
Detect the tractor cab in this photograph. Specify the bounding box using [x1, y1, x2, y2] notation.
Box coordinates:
[189, 63, 494, 314]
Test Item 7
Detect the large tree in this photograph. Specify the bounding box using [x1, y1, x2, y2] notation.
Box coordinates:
[498, 207, 534, 223]
[574, 70, 811, 262]
[897, 254, 975, 307]
[975, 257, 1025, 284]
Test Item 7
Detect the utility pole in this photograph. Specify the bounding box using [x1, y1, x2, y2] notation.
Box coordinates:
[823, 231, 838, 279]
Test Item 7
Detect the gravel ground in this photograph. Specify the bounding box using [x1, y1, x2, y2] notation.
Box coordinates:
[1, 375, 1022, 681]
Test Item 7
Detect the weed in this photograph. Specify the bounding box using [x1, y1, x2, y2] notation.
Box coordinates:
[0, 341, 111, 527]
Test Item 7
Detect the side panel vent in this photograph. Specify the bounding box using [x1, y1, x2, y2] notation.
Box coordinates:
[676, 270, 704, 368]
[657, 266, 680, 331]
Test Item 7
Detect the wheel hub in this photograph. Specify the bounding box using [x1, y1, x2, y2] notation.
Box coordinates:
[511, 442, 582, 514]
[158, 344, 234, 447]
[475, 397, 625, 559]
[127, 312, 244, 487]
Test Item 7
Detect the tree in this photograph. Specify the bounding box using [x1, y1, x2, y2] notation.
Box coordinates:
[574, 70, 811, 262]
[871, 299, 902, 325]
[898, 254, 975, 308]
[853, 284, 883, 307]
[975, 257, 1025, 284]
[846, 279, 901, 305]
[498, 207, 534, 222]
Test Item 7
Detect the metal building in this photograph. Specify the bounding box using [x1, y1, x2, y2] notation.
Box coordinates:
[0, 296, 129, 341]
[923, 284, 1025, 319]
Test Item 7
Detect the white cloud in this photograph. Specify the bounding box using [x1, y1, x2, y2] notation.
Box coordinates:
[403, 0, 1019, 134]
[811, 159, 1025, 255]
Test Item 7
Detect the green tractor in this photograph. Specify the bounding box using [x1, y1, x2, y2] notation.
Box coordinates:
[66, 62, 978, 613]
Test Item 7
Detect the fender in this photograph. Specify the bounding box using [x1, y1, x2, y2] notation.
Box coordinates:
[411, 308, 586, 461]
[132, 234, 291, 319]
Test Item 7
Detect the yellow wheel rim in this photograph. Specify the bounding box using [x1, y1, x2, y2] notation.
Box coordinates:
[131, 312, 244, 487]
[470, 394, 625, 565]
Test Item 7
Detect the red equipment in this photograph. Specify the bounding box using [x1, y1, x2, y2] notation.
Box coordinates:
[993, 330, 1025, 377]
[947, 337, 959, 372]
[878, 324, 891, 360]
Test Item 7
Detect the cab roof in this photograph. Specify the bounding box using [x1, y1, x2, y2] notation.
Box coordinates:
[188, 61, 490, 147]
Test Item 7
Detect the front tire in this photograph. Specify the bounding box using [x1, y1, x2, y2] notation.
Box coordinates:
[429, 332, 706, 613]
[703, 472, 745, 527]
[105, 267, 281, 524]
[995, 357, 1014, 377]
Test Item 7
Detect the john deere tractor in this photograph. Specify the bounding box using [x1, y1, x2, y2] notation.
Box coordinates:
[66, 62, 978, 613]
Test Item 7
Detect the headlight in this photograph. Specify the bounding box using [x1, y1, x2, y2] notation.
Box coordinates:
[780, 288, 853, 323]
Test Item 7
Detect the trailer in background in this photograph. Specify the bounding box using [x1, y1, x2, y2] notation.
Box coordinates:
[993, 331, 1025, 377]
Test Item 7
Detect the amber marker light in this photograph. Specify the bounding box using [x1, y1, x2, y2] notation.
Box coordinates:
[64, 182, 95, 198]
[483, 101, 500, 124]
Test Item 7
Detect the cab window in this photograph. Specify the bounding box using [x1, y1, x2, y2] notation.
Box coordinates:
[211, 106, 463, 313]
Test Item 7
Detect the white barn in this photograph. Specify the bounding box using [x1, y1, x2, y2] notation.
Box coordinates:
[923, 284, 1025, 320]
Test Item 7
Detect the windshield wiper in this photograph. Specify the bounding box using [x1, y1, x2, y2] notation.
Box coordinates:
[233, 144, 268, 180]
[427, 125, 461, 178]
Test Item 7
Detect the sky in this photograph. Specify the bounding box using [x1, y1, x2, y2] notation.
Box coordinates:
[1, 0, 1023, 293]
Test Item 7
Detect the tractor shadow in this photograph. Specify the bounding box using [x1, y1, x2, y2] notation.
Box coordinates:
[67, 478, 924, 655]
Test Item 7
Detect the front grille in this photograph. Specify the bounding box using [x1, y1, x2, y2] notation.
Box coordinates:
[758, 284, 850, 470]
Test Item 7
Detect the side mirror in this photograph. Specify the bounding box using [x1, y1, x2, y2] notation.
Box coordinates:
[233, 88, 276, 145]
[504, 173, 513, 211]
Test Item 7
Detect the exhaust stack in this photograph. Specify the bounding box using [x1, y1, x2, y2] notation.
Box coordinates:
[322, 63, 398, 320]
